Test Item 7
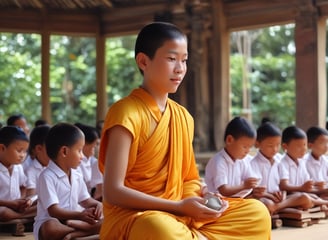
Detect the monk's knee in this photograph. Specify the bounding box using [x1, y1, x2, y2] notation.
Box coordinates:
[129, 213, 192, 240]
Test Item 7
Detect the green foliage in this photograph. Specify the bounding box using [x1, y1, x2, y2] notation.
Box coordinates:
[0, 33, 140, 127]
[0, 33, 41, 125]
[230, 24, 296, 129]
[106, 36, 142, 104]
[49, 36, 97, 125]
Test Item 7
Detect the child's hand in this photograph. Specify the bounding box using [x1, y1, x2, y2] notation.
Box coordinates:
[11, 199, 31, 212]
[302, 180, 314, 192]
[271, 191, 284, 202]
[80, 207, 98, 224]
[252, 186, 266, 198]
[93, 202, 103, 220]
[314, 181, 326, 191]
[243, 178, 259, 189]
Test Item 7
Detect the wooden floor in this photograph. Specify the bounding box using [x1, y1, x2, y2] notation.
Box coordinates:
[0, 220, 327, 240]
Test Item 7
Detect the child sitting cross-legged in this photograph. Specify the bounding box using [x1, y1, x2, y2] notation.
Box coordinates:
[249, 122, 313, 215]
[278, 126, 328, 207]
[0, 126, 36, 235]
[304, 126, 328, 199]
[33, 123, 102, 240]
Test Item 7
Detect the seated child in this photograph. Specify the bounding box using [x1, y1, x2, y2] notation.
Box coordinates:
[75, 123, 103, 201]
[279, 125, 328, 206]
[33, 123, 102, 240]
[305, 126, 328, 198]
[205, 116, 259, 197]
[25, 125, 51, 196]
[250, 122, 312, 214]
[0, 126, 36, 221]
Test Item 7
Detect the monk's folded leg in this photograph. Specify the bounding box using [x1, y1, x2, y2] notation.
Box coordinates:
[199, 198, 271, 240]
[128, 211, 197, 240]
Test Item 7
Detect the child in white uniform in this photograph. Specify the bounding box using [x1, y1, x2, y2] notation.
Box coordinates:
[25, 125, 51, 196]
[250, 122, 312, 214]
[205, 116, 258, 197]
[305, 126, 328, 198]
[279, 126, 328, 206]
[0, 126, 36, 221]
[33, 123, 102, 240]
[75, 123, 103, 201]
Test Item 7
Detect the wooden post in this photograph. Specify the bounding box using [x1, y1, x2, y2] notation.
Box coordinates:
[96, 34, 108, 123]
[211, 0, 231, 150]
[41, 31, 51, 124]
[295, 0, 327, 129]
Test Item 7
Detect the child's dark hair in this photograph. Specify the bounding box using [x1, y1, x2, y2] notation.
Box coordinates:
[306, 126, 328, 143]
[7, 114, 25, 126]
[0, 126, 29, 146]
[74, 123, 98, 144]
[45, 123, 84, 160]
[282, 125, 306, 144]
[224, 116, 256, 141]
[257, 122, 281, 142]
[135, 22, 186, 73]
[28, 125, 51, 155]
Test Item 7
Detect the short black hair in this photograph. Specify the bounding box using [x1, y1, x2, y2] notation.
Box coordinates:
[74, 123, 98, 144]
[28, 125, 51, 155]
[34, 119, 48, 127]
[135, 21, 186, 74]
[224, 116, 256, 141]
[282, 125, 306, 144]
[7, 114, 25, 126]
[0, 126, 29, 146]
[45, 123, 84, 160]
[257, 122, 281, 142]
[306, 126, 328, 143]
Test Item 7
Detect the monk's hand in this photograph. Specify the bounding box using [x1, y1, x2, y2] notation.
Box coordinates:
[178, 197, 223, 221]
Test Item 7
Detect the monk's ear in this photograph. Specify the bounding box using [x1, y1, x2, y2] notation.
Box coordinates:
[135, 52, 148, 72]
[254, 140, 260, 148]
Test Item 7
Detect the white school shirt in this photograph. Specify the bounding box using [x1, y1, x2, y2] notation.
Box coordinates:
[204, 149, 252, 193]
[249, 151, 281, 193]
[33, 160, 90, 240]
[25, 159, 46, 190]
[0, 162, 26, 200]
[22, 154, 33, 172]
[304, 152, 328, 182]
[78, 156, 103, 192]
[278, 154, 311, 186]
[90, 156, 103, 188]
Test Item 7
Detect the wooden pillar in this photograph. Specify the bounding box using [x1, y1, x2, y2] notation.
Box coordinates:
[211, 0, 231, 150]
[41, 31, 51, 124]
[295, 1, 327, 129]
[183, 2, 212, 152]
[96, 34, 108, 123]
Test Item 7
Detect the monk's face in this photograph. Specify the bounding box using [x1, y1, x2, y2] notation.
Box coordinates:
[142, 37, 188, 94]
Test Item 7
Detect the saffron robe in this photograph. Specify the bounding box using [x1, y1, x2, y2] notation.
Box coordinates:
[99, 88, 271, 240]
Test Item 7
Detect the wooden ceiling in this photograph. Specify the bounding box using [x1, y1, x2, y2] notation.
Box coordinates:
[1, 0, 328, 36]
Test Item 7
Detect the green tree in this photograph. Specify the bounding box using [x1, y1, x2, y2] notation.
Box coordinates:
[230, 24, 296, 129]
[0, 33, 41, 125]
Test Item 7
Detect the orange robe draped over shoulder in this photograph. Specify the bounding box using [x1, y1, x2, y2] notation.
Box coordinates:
[98, 88, 271, 240]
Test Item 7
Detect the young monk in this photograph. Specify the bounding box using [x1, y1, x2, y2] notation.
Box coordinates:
[98, 21, 271, 240]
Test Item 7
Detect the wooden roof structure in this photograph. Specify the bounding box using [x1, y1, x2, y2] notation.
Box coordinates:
[0, 0, 327, 151]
